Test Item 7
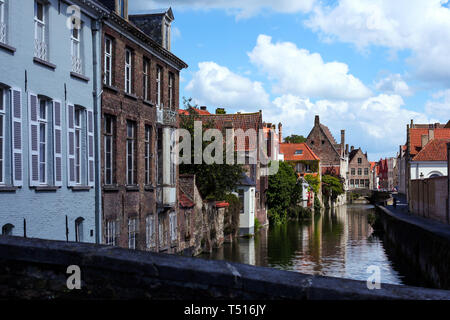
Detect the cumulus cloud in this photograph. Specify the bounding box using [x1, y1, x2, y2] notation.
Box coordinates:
[131, 0, 316, 19]
[374, 74, 413, 97]
[248, 35, 372, 100]
[425, 90, 450, 122]
[185, 62, 270, 109]
[305, 0, 450, 83]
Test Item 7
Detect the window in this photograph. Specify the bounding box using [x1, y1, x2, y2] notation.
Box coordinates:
[143, 58, 150, 101]
[365, 179, 370, 187]
[360, 179, 364, 187]
[104, 37, 112, 85]
[238, 189, 244, 214]
[321, 140, 325, 145]
[350, 179, 354, 187]
[118, 0, 125, 18]
[126, 120, 136, 185]
[144, 125, 152, 185]
[156, 66, 162, 107]
[351, 168, 355, 175]
[169, 211, 177, 243]
[75, 217, 84, 242]
[0, 0, 7, 44]
[157, 127, 163, 185]
[0, 88, 4, 184]
[358, 158, 362, 164]
[105, 219, 116, 246]
[38, 98, 47, 184]
[71, 25, 82, 74]
[294, 150, 303, 155]
[2, 223, 13, 235]
[128, 217, 137, 249]
[168, 72, 174, 109]
[125, 49, 132, 94]
[364, 168, 369, 176]
[164, 21, 170, 50]
[34, 1, 47, 61]
[357, 168, 362, 176]
[104, 114, 115, 185]
[146, 215, 156, 249]
[158, 214, 166, 249]
[74, 107, 82, 184]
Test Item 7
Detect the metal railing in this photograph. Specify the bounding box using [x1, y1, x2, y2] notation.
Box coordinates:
[34, 39, 48, 61]
[0, 22, 6, 44]
[71, 55, 82, 74]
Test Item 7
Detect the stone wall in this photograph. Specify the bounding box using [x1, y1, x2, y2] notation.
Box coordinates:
[410, 177, 449, 224]
[1, 236, 449, 300]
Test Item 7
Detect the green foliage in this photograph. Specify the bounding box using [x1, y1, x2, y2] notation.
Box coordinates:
[321, 174, 345, 201]
[179, 97, 244, 200]
[284, 134, 307, 143]
[314, 194, 321, 213]
[267, 161, 298, 216]
[268, 208, 287, 225]
[254, 218, 262, 232]
[287, 206, 312, 220]
[304, 174, 320, 193]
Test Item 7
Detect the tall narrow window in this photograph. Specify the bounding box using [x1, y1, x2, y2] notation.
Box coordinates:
[125, 49, 132, 94]
[126, 120, 136, 185]
[157, 127, 163, 185]
[0, 0, 6, 44]
[104, 37, 112, 85]
[118, 0, 125, 18]
[144, 125, 152, 185]
[143, 58, 149, 101]
[156, 66, 162, 107]
[169, 211, 177, 243]
[71, 26, 82, 74]
[0, 88, 4, 184]
[105, 219, 116, 245]
[75, 217, 84, 242]
[74, 107, 82, 184]
[38, 99, 47, 184]
[146, 215, 155, 250]
[34, 1, 47, 61]
[104, 114, 115, 185]
[168, 72, 174, 109]
[128, 217, 137, 249]
[164, 21, 170, 50]
[238, 189, 244, 214]
[358, 168, 362, 176]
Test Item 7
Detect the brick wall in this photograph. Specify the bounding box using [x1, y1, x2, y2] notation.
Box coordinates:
[410, 177, 449, 224]
[306, 125, 341, 166]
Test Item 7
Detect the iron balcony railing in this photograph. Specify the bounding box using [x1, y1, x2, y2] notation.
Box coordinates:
[34, 39, 48, 61]
[156, 105, 177, 126]
[0, 22, 6, 44]
[71, 55, 82, 74]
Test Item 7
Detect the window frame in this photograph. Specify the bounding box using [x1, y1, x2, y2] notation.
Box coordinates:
[74, 107, 83, 185]
[168, 72, 174, 109]
[126, 120, 136, 185]
[75, 217, 84, 242]
[104, 36, 113, 86]
[156, 65, 162, 108]
[0, 88, 4, 185]
[71, 25, 82, 74]
[358, 168, 362, 176]
[34, 1, 47, 60]
[144, 125, 151, 186]
[143, 58, 150, 101]
[124, 48, 132, 94]
[37, 98, 48, 185]
[105, 219, 116, 246]
[146, 214, 155, 250]
[104, 114, 114, 185]
[128, 217, 137, 250]
[0, 0, 6, 44]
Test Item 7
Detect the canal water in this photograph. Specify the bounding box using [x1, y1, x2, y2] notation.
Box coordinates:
[200, 204, 409, 286]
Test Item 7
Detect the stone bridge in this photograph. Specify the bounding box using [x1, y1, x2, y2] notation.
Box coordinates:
[0, 236, 449, 299]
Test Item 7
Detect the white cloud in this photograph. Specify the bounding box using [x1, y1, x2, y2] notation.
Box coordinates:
[185, 61, 270, 109]
[425, 89, 450, 121]
[131, 0, 317, 19]
[305, 0, 450, 83]
[374, 74, 413, 97]
[248, 35, 372, 100]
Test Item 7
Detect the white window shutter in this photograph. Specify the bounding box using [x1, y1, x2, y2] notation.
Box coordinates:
[28, 93, 39, 186]
[66, 104, 76, 186]
[11, 88, 23, 187]
[53, 100, 62, 186]
[87, 110, 94, 187]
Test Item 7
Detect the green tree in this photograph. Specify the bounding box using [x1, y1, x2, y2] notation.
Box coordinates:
[267, 161, 297, 223]
[179, 97, 244, 200]
[304, 174, 320, 194]
[321, 174, 344, 202]
[284, 134, 307, 143]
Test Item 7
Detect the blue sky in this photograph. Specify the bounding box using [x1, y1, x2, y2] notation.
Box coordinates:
[130, 0, 450, 161]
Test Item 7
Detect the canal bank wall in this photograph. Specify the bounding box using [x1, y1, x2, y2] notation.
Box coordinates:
[1, 236, 450, 299]
[375, 205, 450, 290]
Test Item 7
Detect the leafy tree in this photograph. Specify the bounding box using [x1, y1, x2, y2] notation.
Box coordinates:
[179, 97, 244, 200]
[267, 161, 297, 223]
[321, 174, 344, 201]
[284, 134, 307, 144]
[304, 174, 320, 194]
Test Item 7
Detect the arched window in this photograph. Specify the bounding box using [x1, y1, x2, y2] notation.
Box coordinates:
[428, 171, 443, 178]
[2, 223, 14, 236]
[75, 217, 84, 242]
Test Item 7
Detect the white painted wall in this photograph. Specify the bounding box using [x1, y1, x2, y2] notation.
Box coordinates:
[410, 161, 447, 180]
[236, 186, 255, 232]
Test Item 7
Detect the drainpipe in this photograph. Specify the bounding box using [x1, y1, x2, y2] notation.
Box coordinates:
[447, 143, 450, 224]
[92, 18, 102, 244]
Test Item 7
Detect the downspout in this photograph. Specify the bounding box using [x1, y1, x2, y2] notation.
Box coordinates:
[92, 18, 102, 244]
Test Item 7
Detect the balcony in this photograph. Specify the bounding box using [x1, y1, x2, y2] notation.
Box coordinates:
[34, 39, 48, 61]
[156, 106, 177, 126]
[71, 55, 82, 75]
[156, 186, 176, 208]
[0, 22, 6, 44]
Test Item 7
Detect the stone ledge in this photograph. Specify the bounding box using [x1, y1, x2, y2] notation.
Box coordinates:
[33, 57, 56, 70]
[0, 236, 449, 300]
[70, 72, 90, 82]
[0, 42, 16, 54]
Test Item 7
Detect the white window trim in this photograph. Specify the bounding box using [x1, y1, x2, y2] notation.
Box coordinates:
[71, 26, 82, 74]
[0, 88, 5, 185]
[0, 0, 6, 44]
[106, 220, 116, 246]
[143, 59, 149, 101]
[104, 37, 112, 85]
[126, 121, 135, 185]
[128, 218, 137, 249]
[144, 125, 151, 185]
[156, 66, 161, 108]
[104, 115, 114, 185]
[38, 99, 47, 185]
[168, 73, 173, 109]
[125, 49, 132, 94]
[34, 1, 47, 61]
[74, 108, 82, 184]
[146, 215, 155, 249]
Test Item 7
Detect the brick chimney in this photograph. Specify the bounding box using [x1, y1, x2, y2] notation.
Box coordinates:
[315, 115, 320, 126]
[200, 106, 207, 111]
[278, 123, 282, 143]
[345, 144, 349, 154]
[340, 130, 345, 154]
[351, 146, 354, 152]
[428, 129, 435, 141]
[421, 134, 429, 148]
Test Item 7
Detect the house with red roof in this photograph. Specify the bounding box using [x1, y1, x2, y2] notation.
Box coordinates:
[410, 139, 450, 179]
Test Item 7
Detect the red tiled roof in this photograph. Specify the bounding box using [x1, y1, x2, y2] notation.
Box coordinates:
[280, 143, 320, 161]
[370, 161, 376, 170]
[409, 128, 450, 156]
[179, 191, 195, 208]
[178, 108, 211, 115]
[412, 139, 450, 161]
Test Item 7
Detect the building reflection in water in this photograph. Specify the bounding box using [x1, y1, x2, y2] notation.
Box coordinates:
[200, 205, 404, 285]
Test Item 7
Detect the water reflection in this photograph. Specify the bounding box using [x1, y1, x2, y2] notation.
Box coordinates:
[201, 204, 405, 285]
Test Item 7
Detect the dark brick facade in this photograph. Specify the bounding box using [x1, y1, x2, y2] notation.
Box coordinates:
[100, 13, 186, 252]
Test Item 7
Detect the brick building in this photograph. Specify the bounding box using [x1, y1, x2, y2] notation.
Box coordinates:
[97, 1, 187, 252]
[348, 147, 371, 190]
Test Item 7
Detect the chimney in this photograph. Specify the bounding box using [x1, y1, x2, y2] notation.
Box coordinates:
[421, 134, 429, 148]
[345, 144, 349, 154]
[428, 129, 435, 141]
[314, 115, 320, 126]
[410, 119, 414, 128]
[200, 106, 207, 111]
[351, 146, 354, 152]
[340, 129, 345, 146]
[278, 123, 283, 143]
[215, 108, 225, 114]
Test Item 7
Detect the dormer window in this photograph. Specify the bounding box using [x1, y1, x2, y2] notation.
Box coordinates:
[118, 0, 126, 19]
[295, 150, 303, 155]
[163, 20, 171, 50]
